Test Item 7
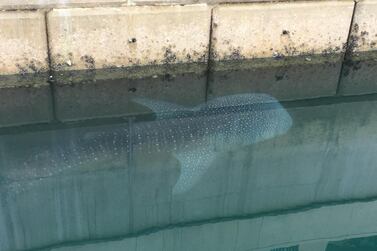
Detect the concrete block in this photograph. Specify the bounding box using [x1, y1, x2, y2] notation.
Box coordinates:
[338, 0, 377, 95]
[211, 1, 354, 61]
[209, 1, 354, 100]
[209, 57, 343, 101]
[131, 0, 273, 5]
[0, 11, 48, 76]
[47, 5, 211, 71]
[0, 85, 52, 128]
[0, 0, 125, 10]
[53, 65, 207, 121]
[346, 0, 377, 53]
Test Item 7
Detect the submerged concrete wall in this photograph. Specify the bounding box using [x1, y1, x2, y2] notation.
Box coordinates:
[48, 200, 377, 251]
[1, 94, 377, 250]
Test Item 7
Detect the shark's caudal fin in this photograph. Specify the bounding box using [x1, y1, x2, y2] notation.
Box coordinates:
[133, 97, 192, 119]
[173, 149, 216, 195]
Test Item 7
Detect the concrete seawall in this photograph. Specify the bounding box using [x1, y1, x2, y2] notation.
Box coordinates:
[0, 0, 377, 127]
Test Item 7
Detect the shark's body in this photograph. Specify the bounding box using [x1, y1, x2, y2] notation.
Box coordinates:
[2, 94, 292, 195]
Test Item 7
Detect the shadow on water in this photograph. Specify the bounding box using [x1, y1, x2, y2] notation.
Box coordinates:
[1, 68, 377, 250]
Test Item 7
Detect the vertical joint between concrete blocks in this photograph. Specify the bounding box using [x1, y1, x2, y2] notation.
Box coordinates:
[44, 9, 58, 122]
[336, 0, 358, 96]
[205, 6, 214, 102]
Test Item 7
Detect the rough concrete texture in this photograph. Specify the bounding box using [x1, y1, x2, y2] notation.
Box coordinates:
[211, 1, 354, 61]
[132, 0, 283, 5]
[0, 11, 48, 76]
[0, 0, 126, 10]
[338, 0, 377, 95]
[47, 5, 211, 71]
[346, 0, 377, 54]
[0, 0, 355, 9]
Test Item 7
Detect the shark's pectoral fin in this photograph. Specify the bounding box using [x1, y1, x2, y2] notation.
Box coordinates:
[173, 149, 216, 195]
[133, 97, 191, 120]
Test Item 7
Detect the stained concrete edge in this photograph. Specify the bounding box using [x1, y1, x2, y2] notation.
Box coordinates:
[47, 4, 211, 72]
[1, 0, 377, 100]
[211, 1, 354, 61]
[0, 0, 127, 10]
[0, 1, 358, 77]
[0, 10, 49, 77]
[338, 0, 377, 96]
[0, 0, 355, 10]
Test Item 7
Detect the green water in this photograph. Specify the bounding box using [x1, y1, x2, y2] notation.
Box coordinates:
[1, 69, 377, 251]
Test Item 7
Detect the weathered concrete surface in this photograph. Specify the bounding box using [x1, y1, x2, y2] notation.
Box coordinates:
[0, 0, 262, 10]
[209, 1, 355, 100]
[0, 11, 48, 77]
[132, 0, 283, 5]
[211, 1, 354, 61]
[47, 5, 211, 72]
[338, 0, 377, 96]
[0, 0, 356, 9]
[0, 0, 126, 10]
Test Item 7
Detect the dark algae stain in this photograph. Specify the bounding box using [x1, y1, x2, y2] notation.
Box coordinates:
[341, 23, 360, 77]
[81, 55, 96, 70]
[282, 30, 290, 36]
[128, 87, 137, 93]
[15, 59, 46, 75]
[28, 60, 39, 73]
[163, 47, 177, 64]
[229, 48, 245, 60]
[16, 63, 28, 75]
[162, 73, 174, 82]
[275, 74, 284, 81]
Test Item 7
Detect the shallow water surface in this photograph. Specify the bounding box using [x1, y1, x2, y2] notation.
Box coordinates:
[1, 77, 377, 251]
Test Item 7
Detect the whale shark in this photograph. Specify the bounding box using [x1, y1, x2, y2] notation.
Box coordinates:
[1, 93, 292, 195]
[133, 93, 292, 194]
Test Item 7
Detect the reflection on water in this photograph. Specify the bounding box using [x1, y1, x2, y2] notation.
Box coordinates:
[1, 90, 377, 251]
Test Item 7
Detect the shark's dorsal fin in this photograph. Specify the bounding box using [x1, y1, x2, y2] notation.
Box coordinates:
[173, 149, 216, 195]
[133, 97, 191, 119]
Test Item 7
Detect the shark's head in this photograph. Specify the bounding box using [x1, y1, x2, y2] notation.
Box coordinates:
[206, 93, 293, 147]
[241, 93, 292, 145]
